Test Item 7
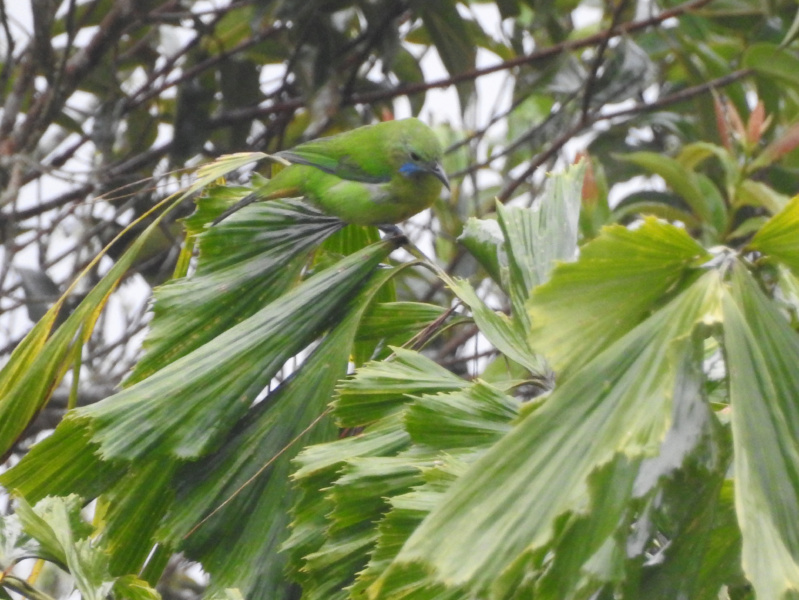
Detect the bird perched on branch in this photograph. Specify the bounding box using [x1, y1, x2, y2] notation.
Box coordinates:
[212, 118, 449, 227]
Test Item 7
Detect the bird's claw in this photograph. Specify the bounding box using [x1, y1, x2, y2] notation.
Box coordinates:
[378, 224, 408, 245]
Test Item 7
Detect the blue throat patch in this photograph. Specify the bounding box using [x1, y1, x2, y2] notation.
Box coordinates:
[399, 162, 425, 177]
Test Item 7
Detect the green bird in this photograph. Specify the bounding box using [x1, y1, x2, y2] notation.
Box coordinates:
[212, 118, 449, 227]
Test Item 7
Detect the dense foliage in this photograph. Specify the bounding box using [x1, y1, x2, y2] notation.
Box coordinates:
[2, 1, 799, 599]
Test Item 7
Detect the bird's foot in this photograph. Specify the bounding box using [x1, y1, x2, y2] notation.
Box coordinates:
[378, 224, 408, 246]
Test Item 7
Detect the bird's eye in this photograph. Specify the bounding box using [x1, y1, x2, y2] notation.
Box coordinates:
[409, 151, 421, 161]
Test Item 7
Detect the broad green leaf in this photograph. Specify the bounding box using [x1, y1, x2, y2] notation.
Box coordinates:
[0, 152, 257, 456]
[15, 496, 114, 600]
[7, 436, 164, 579]
[535, 328, 721, 599]
[494, 160, 583, 321]
[66, 540, 114, 597]
[735, 180, 790, 215]
[612, 191, 700, 229]
[286, 414, 411, 599]
[292, 379, 520, 600]
[324, 452, 429, 537]
[416, 0, 476, 111]
[356, 302, 448, 345]
[391, 48, 426, 116]
[749, 194, 799, 273]
[678, 141, 739, 193]
[404, 382, 519, 450]
[619, 152, 726, 235]
[458, 216, 505, 286]
[333, 347, 466, 427]
[112, 575, 161, 600]
[128, 196, 343, 384]
[317, 224, 396, 365]
[100, 459, 179, 575]
[76, 238, 399, 461]
[782, 6, 799, 47]
[3, 240, 405, 597]
[523, 456, 637, 600]
[0, 313, 57, 451]
[154, 267, 398, 600]
[0, 197, 183, 457]
[377, 271, 721, 596]
[354, 300, 451, 365]
[735, 179, 790, 215]
[638, 475, 742, 599]
[743, 43, 799, 89]
[349, 454, 472, 599]
[677, 141, 726, 171]
[15, 496, 78, 568]
[292, 414, 411, 482]
[633, 327, 722, 497]
[456, 161, 585, 375]
[728, 216, 769, 241]
[0, 419, 119, 503]
[695, 174, 728, 236]
[12, 495, 157, 600]
[449, 277, 546, 376]
[631, 332, 739, 598]
[723, 263, 799, 599]
[299, 454, 431, 600]
[528, 217, 710, 376]
[318, 223, 381, 262]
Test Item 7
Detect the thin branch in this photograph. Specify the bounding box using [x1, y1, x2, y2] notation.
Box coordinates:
[207, 0, 716, 128]
[604, 68, 752, 119]
[435, 323, 480, 361]
[339, 1, 409, 103]
[497, 68, 752, 202]
[12, 0, 143, 154]
[0, 185, 92, 226]
[349, 0, 716, 106]
[580, 0, 631, 123]
[0, 50, 34, 143]
[0, 1, 16, 92]
[497, 119, 585, 202]
[449, 93, 580, 180]
[125, 20, 287, 111]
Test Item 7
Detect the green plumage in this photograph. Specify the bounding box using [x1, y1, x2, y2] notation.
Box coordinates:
[213, 118, 449, 226]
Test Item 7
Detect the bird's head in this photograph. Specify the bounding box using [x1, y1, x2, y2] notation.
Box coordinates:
[392, 119, 450, 191]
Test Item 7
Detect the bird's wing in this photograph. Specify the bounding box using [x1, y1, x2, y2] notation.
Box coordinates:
[276, 144, 391, 185]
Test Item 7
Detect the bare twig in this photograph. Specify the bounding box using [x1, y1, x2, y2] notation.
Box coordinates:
[205, 0, 717, 134]
[0, 2, 15, 91]
[349, 0, 717, 107]
[497, 68, 751, 202]
[580, 0, 631, 123]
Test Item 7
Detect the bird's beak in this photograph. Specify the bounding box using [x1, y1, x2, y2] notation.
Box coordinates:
[431, 162, 450, 191]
